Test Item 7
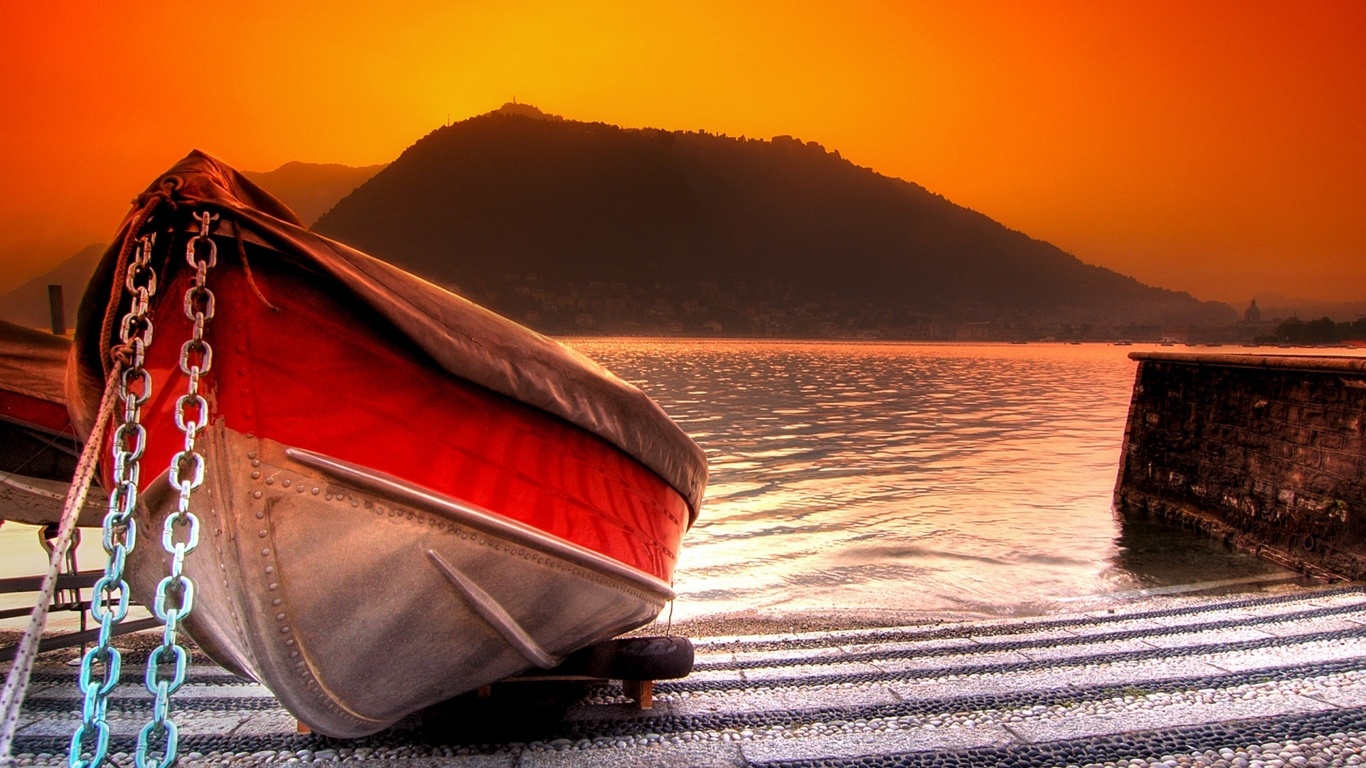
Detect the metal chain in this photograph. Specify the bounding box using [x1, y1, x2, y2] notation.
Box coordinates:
[135, 210, 217, 768]
[69, 233, 158, 768]
[2, 364, 121, 768]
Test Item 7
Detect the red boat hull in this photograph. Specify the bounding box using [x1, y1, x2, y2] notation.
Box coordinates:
[110, 255, 690, 584]
[73, 152, 705, 736]
[103, 254, 688, 736]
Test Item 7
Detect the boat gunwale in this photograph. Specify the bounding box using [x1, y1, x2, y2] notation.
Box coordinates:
[0, 389, 77, 438]
[285, 446, 677, 601]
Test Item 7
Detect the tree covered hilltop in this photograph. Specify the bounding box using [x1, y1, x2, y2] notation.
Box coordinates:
[1265, 317, 1366, 346]
[314, 105, 1236, 341]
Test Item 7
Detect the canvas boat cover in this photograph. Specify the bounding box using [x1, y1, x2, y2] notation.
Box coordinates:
[69, 151, 707, 518]
[0, 319, 70, 408]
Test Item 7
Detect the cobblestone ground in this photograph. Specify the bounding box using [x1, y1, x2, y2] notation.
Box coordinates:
[7, 584, 1366, 767]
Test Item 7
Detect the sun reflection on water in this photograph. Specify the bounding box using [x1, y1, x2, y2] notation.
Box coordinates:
[571, 339, 1291, 622]
[0, 340, 1295, 633]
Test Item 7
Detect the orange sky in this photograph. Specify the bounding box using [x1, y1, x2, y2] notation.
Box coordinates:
[1, 1, 1362, 305]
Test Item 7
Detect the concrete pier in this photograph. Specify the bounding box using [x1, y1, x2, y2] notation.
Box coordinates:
[1115, 352, 1366, 580]
[7, 583, 1366, 766]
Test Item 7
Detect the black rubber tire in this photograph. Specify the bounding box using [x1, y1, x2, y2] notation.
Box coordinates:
[527, 635, 695, 680]
[586, 635, 695, 680]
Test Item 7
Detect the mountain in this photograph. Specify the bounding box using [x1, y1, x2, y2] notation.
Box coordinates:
[314, 106, 1235, 338]
[1251, 292, 1366, 323]
[0, 161, 386, 331]
[0, 243, 104, 331]
[242, 161, 388, 226]
[0, 236, 99, 296]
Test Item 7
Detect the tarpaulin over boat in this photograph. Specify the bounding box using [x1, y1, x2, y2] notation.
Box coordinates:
[0, 319, 70, 408]
[69, 151, 707, 518]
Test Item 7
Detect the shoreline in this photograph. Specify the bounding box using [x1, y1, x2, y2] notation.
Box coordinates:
[1, 574, 1329, 654]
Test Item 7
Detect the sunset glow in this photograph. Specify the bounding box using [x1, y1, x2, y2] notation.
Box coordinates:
[1, 0, 1362, 304]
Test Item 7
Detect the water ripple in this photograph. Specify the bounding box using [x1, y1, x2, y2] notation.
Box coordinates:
[569, 340, 1291, 621]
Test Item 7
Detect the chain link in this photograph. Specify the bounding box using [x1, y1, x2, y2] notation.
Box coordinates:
[67, 210, 220, 768]
[135, 210, 217, 768]
[70, 233, 157, 768]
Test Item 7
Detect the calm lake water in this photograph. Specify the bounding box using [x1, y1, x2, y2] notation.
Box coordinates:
[2, 340, 1295, 632]
[568, 339, 1294, 623]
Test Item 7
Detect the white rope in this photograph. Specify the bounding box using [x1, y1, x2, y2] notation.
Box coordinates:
[0, 366, 121, 763]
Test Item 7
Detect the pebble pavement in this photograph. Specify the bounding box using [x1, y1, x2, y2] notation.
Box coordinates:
[6, 583, 1366, 767]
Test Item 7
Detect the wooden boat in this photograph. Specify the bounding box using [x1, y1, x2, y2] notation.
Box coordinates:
[67, 152, 707, 737]
[0, 320, 102, 527]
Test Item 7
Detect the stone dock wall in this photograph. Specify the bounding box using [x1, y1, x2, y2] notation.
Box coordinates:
[1114, 352, 1366, 579]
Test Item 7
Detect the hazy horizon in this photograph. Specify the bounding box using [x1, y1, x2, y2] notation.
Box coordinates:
[0, 135, 1359, 313]
[2, 2, 1362, 305]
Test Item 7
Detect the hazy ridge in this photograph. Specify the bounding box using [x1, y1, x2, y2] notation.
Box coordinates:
[0, 244, 104, 331]
[315, 106, 1235, 338]
[0, 162, 385, 330]
[2, 107, 1282, 338]
[1252, 292, 1366, 324]
[241, 161, 388, 226]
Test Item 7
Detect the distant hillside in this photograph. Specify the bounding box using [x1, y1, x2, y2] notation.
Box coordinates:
[242, 161, 388, 225]
[0, 243, 104, 331]
[315, 106, 1234, 338]
[1252, 291, 1366, 323]
[0, 161, 387, 330]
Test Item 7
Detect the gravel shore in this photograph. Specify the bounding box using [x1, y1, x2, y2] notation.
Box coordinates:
[6, 583, 1366, 767]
